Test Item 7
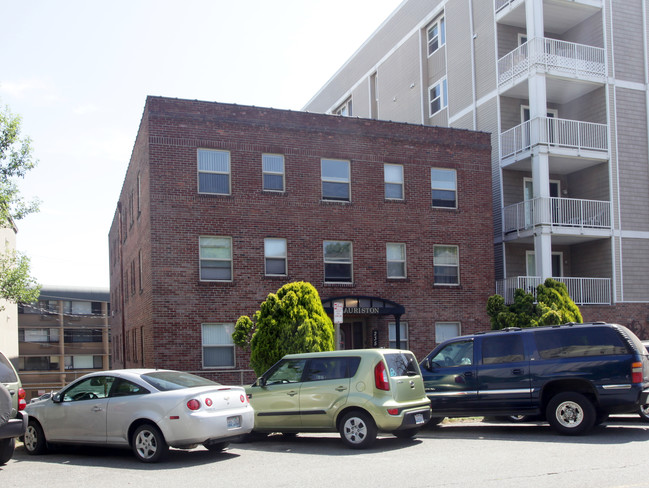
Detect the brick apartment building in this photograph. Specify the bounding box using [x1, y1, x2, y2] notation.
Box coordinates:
[109, 96, 493, 384]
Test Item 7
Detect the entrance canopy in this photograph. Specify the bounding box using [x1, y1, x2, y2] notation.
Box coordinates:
[321, 295, 406, 348]
[321, 295, 405, 316]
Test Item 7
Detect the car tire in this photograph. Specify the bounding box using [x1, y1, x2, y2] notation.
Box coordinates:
[638, 404, 649, 423]
[426, 417, 444, 427]
[0, 437, 15, 465]
[0, 384, 11, 428]
[338, 410, 377, 449]
[392, 428, 419, 439]
[132, 424, 168, 463]
[24, 420, 48, 455]
[546, 392, 595, 435]
[203, 441, 229, 452]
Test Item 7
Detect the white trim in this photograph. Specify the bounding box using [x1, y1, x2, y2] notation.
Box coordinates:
[386, 242, 407, 279]
[262, 153, 285, 193]
[264, 237, 288, 277]
[198, 236, 233, 282]
[197, 148, 231, 196]
[323, 240, 353, 284]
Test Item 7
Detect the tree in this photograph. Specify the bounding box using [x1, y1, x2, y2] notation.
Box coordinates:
[233, 281, 335, 376]
[1, 103, 40, 226]
[0, 102, 41, 306]
[487, 278, 582, 330]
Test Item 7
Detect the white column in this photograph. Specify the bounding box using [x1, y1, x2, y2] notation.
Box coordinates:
[526, 0, 552, 281]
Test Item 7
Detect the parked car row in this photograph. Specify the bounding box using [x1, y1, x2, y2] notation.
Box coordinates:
[6, 322, 649, 464]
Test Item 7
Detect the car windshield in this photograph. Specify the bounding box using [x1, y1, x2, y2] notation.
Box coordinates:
[140, 371, 219, 391]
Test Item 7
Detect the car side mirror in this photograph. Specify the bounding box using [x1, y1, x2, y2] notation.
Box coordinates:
[422, 358, 432, 371]
[52, 392, 62, 403]
[256, 377, 266, 387]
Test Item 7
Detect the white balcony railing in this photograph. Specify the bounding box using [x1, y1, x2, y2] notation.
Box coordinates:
[496, 276, 611, 305]
[495, 0, 516, 11]
[498, 37, 606, 86]
[504, 197, 611, 234]
[501, 116, 608, 159]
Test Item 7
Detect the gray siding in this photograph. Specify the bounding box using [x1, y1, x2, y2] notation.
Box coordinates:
[560, 87, 607, 124]
[473, 0, 497, 100]
[562, 11, 604, 48]
[616, 88, 649, 232]
[379, 34, 425, 124]
[567, 163, 610, 201]
[621, 238, 649, 300]
[611, 0, 645, 83]
[446, 0, 473, 118]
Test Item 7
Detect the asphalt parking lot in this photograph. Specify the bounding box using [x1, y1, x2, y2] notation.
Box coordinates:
[3, 416, 649, 488]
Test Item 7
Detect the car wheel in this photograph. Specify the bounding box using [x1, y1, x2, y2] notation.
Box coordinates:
[546, 392, 595, 435]
[132, 424, 168, 463]
[203, 441, 229, 452]
[339, 410, 377, 449]
[0, 384, 11, 428]
[0, 438, 15, 465]
[392, 428, 419, 439]
[24, 420, 48, 455]
[638, 404, 649, 423]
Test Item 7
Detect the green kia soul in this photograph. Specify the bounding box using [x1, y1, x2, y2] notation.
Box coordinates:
[246, 349, 431, 449]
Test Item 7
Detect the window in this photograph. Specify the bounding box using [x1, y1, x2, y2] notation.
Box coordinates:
[112, 379, 149, 397]
[199, 237, 232, 281]
[384, 164, 404, 200]
[482, 335, 526, 364]
[334, 98, 353, 116]
[18, 356, 60, 371]
[534, 328, 628, 359]
[435, 322, 461, 343]
[321, 159, 350, 202]
[429, 78, 448, 116]
[265, 359, 307, 384]
[64, 329, 103, 343]
[430, 340, 473, 368]
[62, 375, 115, 401]
[386, 243, 406, 278]
[431, 168, 457, 208]
[389, 322, 409, 350]
[264, 238, 287, 276]
[198, 149, 230, 195]
[323, 240, 352, 283]
[20, 328, 59, 343]
[262, 154, 285, 192]
[202, 323, 235, 368]
[64, 355, 103, 370]
[434, 245, 459, 285]
[304, 357, 360, 381]
[427, 16, 446, 55]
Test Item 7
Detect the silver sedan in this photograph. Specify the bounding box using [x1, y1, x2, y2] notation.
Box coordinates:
[23, 369, 254, 462]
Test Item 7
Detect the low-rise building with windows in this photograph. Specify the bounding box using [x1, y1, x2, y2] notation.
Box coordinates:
[109, 96, 493, 384]
[18, 286, 110, 400]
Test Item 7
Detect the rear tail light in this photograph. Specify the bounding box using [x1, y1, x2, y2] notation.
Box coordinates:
[387, 408, 400, 415]
[18, 388, 26, 411]
[240, 394, 247, 403]
[374, 361, 390, 391]
[631, 362, 643, 383]
[187, 399, 201, 411]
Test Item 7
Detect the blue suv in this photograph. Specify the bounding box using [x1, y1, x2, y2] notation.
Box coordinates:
[420, 322, 649, 435]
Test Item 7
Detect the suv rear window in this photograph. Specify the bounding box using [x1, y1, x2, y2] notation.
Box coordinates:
[533, 327, 629, 359]
[384, 352, 419, 377]
[0, 352, 18, 383]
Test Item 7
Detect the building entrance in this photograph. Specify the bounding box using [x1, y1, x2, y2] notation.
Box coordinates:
[340, 321, 364, 350]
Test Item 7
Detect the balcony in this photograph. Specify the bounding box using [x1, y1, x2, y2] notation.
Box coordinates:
[495, 1, 603, 35]
[501, 116, 608, 167]
[504, 197, 611, 236]
[498, 37, 606, 99]
[496, 276, 611, 305]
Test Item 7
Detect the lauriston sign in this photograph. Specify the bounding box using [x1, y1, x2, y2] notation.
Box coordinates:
[343, 307, 380, 315]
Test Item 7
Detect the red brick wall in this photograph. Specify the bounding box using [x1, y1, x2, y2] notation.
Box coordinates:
[110, 96, 495, 384]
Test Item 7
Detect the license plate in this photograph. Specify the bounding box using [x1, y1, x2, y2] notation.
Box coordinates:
[227, 416, 241, 429]
[415, 413, 425, 425]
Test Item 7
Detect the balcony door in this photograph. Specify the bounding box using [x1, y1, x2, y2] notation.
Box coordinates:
[522, 106, 558, 147]
[526, 251, 563, 278]
[524, 178, 560, 227]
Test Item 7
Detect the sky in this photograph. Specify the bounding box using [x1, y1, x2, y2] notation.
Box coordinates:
[0, 0, 403, 290]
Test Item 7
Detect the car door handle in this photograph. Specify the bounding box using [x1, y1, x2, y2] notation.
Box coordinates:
[511, 369, 524, 375]
[334, 386, 348, 392]
[286, 391, 298, 397]
[92, 406, 104, 412]
[463, 371, 473, 378]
